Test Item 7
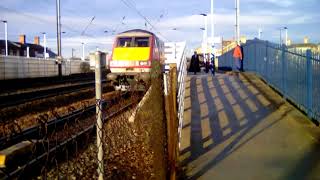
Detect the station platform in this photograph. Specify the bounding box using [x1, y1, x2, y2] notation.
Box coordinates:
[179, 72, 320, 180]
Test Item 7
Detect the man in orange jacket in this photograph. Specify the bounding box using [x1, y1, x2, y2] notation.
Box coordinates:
[233, 44, 243, 72]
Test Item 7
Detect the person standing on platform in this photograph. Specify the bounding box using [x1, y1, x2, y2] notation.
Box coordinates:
[233, 44, 243, 74]
[189, 51, 200, 75]
[210, 53, 215, 76]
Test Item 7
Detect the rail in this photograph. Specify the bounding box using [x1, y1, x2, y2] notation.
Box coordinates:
[0, 92, 137, 179]
[0, 81, 108, 108]
[218, 39, 320, 121]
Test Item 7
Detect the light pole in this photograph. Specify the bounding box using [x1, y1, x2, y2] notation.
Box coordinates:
[284, 27, 288, 46]
[279, 28, 282, 45]
[41, 32, 47, 59]
[200, 14, 208, 62]
[200, 27, 206, 62]
[71, 48, 75, 58]
[81, 42, 85, 61]
[258, 28, 262, 39]
[61, 31, 66, 57]
[211, 0, 215, 55]
[235, 0, 240, 45]
[1, 20, 8, 56]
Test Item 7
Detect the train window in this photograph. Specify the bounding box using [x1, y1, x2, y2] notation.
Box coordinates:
[118, 37, 133, 47]
[134, 37, 149, 47]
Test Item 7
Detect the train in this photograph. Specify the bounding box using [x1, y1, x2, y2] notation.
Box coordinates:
[107, 29, 165, 91]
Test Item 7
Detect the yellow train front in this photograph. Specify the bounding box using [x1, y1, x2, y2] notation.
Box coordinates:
[107, 29, 164, 91]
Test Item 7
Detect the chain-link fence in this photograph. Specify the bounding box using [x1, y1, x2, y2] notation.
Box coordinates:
[0, 60, 168, 179]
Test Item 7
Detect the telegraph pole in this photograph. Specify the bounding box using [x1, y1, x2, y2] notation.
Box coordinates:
[56, 0, 62, 76]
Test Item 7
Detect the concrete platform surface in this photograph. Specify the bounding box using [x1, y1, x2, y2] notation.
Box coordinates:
[179, 72, 320, 180]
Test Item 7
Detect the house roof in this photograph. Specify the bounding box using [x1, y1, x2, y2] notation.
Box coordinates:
[0, 40, 44, 50]
[0, 40, 57, 57]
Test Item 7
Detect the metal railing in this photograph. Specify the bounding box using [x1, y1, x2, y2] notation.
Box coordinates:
[218, 39, 320, 121]
[164, 42, 187, 148]
[0, 55, 90, 80]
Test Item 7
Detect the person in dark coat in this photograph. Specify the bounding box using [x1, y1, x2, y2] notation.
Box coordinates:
[210, 53, 215, 76]
[189, 51, 200, 75]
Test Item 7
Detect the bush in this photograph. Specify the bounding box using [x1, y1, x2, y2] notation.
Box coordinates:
[80, 62, 91, 73]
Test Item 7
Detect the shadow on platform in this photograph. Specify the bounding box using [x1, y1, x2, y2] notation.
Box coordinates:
[179, 72, 320, 180]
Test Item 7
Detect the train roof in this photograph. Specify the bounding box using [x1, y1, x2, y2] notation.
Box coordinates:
[117, 29, 156, 37]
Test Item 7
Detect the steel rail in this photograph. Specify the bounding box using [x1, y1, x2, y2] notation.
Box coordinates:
[0, 100, 136, 179]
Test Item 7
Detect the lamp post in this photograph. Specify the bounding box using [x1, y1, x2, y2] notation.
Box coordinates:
[279, 27, 287, 46]
[279, 28, 282, 46]
[200, 14, 208, 62]
[258, 28, 262, 39]
[41, 32, 47, 59]
[235, 0, 240, 45]
[284, 27, 288, 46]
[1, 20, 8, 56]
[200, 27, 206, 62]
[211, 0, 215, 56]
[61, 31, 66, 57]
[71, 48, 75, 58]
[81, 42, 85, 61]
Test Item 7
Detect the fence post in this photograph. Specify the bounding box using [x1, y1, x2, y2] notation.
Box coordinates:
[163, 63, 178, 180]
[306, 49, 313, 118]
[95, 51, 104, 180]
[282, 45, 287, 99]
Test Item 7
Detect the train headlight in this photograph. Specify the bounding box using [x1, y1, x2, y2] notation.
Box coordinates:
[139, 61, 149, 66]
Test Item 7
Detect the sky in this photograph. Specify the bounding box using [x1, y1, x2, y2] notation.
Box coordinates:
[0, 0, 319, 58]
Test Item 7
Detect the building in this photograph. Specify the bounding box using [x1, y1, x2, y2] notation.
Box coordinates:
[0, 35, 56, 58]
[288, 37, 320, 53]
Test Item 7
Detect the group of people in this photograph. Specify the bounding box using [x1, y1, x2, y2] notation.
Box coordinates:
[188, 51, 216, 75]
[188, 44, 244, 75]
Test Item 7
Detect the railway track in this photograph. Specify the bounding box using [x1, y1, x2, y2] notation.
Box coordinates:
[0, 80, 108, 109]
[0, 92, 139, 179]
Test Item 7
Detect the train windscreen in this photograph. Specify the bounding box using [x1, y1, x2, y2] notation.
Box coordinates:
[134, 37, 149, 47]
[117, 37, 133, 47]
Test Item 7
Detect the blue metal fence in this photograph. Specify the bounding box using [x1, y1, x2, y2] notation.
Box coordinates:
[218, 39, 320, 121]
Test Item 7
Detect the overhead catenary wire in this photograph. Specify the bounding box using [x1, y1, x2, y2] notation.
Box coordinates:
[119, 0, 169, 41]
[0, 5, 85, 36]
[81, 16, 96, 36]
